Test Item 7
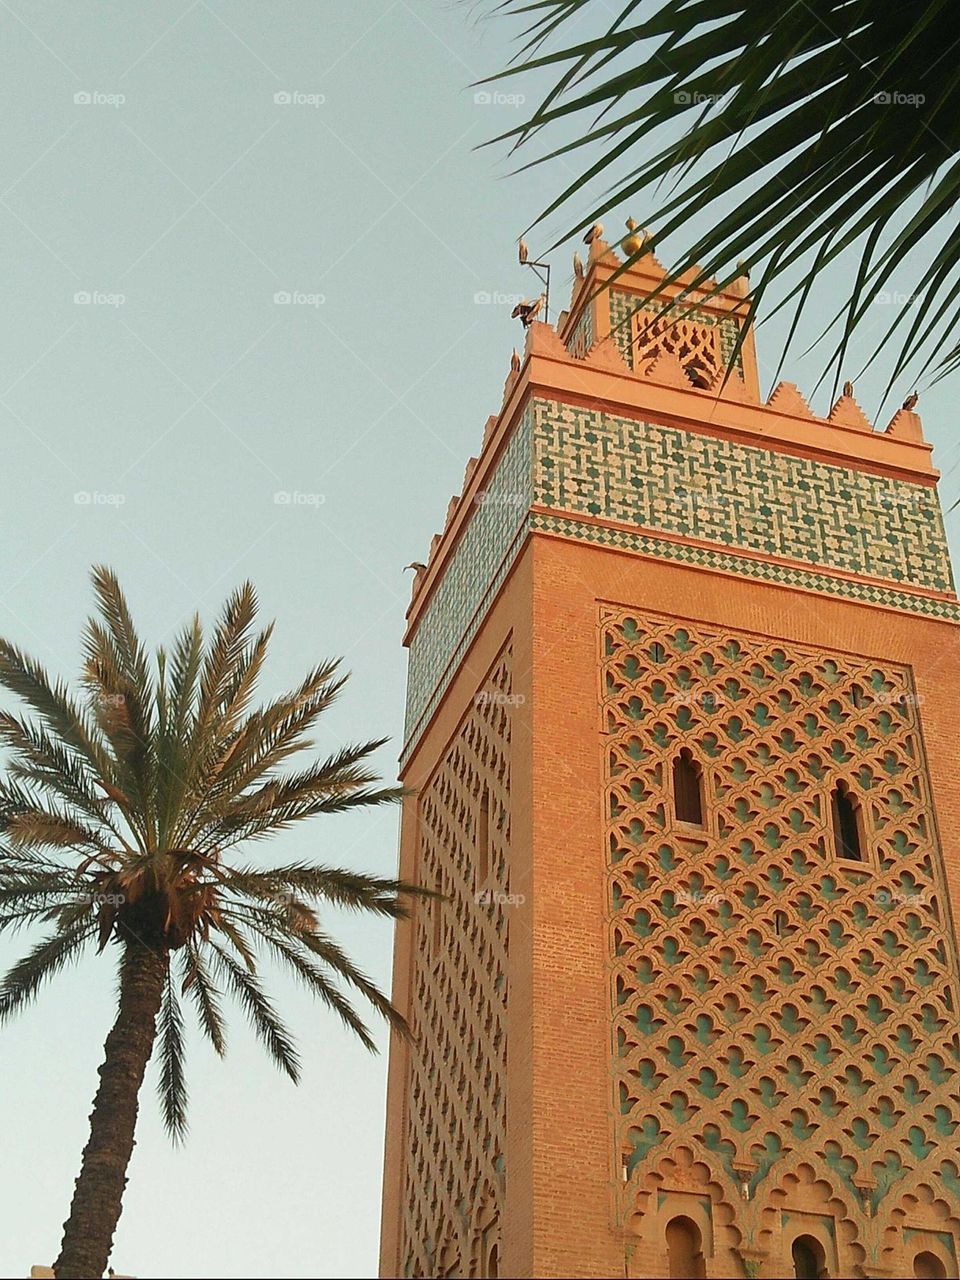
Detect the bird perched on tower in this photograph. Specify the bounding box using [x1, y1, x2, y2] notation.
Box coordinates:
[511, 296, 543, 327]
[902, 391, 919, 411]
[518, 239, 529, 264]
[583, 222, 604, 246]
[404, 562, 427, 574]
[842, 381, 854, 398]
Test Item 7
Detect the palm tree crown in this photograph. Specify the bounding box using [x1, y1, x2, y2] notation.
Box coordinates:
[0, 567, 422, 1277]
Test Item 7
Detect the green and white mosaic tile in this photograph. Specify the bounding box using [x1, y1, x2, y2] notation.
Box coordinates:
[403, 409, 532, 756]
[530, 399, 953, 593]
[402, 395, 958, 759]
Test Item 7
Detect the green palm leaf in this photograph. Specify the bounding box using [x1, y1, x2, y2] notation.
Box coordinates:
[158, 967, 188, 1141]
[488, 0, 960, 382]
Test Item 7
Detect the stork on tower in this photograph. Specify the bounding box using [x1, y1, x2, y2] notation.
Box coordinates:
[517, 238, 551, 324]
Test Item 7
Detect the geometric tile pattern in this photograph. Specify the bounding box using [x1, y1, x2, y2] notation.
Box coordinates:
[403, 398, 958, 760]
[531, 398, 954, 593]
[565, 301, 594, 359]
[399, 649, 511, 1278]
[403, 409, 532, 757]
[600, 607, 960, 1215]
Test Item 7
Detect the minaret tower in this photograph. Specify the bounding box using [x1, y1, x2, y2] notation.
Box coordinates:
[379, 228, 960, 1279]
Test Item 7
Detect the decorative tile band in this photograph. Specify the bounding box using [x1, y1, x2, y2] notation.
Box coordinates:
[402, 396, 957, 761]
[565, 301, 594, 359]
[402, 410, 532, 759]
[531, 513, 960, 621]
[530, 399, 954, 593]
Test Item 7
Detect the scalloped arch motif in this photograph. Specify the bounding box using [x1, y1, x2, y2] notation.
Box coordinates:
[399, 650, 512, 1278]
[600, 607, 960, 1238]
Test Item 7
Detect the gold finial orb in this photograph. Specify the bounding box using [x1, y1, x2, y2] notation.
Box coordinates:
[622, 217, 647, 257]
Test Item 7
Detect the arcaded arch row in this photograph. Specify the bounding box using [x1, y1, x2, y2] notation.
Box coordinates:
[624, 1143, 960, 1278]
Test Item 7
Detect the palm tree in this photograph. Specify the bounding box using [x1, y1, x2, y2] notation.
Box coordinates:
[488, 0, 960, 391]
[0, 567, 423, 1279]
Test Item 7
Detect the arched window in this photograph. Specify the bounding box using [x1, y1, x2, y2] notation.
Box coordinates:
[673, 749, 704, 826]
[792, 1234, 828, 1279]
[486, 1241, 499, 1279]
[479, 1227, 499, 1279]
[666, 1215, 706, 1279]
[914, 1251, 947, 1279]
[831, 781, 862, 861]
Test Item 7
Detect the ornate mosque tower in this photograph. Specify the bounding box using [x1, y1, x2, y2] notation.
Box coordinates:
[378, 228, 960, 1279]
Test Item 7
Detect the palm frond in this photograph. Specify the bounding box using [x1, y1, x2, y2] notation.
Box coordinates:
[0, 911, 96, 1021]
[82, 616, 153, 846]
[259, 929, 377, 1052]
[0, 711, 108, 823]
[226, 903, 408, 1041]
[0, 639, 113, 782]
[489, 0, 960, 381]
[297, 927, 409, 1039]
[223, 862, 429, 918]
[89, 565, 152, 695]
[211, 942, 300, 1081]
[157, 965, 188, 1141]
[196, 661, 345, 808]
[180, 945, 227, 1056]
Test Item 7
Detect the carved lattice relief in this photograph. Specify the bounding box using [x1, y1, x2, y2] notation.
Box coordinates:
[399, 648, 512, 1278]
[600, 608, 960, 1243]
[610, 290, 744, 375]
[630, 309, 726, 387]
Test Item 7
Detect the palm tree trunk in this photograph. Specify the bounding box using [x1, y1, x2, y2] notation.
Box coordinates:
[54, 932, 168, 1279]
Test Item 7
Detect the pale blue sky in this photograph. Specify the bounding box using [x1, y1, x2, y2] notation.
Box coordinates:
[0, 4, 957, 1278]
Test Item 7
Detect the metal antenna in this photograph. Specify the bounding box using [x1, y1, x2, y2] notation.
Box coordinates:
[518, 241, 551, 324]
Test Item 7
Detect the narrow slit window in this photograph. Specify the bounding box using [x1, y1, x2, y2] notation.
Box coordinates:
[831, 781, 862, 861]
[673, 749, 704, 826]
[477, 786, 491, 886]
[432, 880, 443, 954]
